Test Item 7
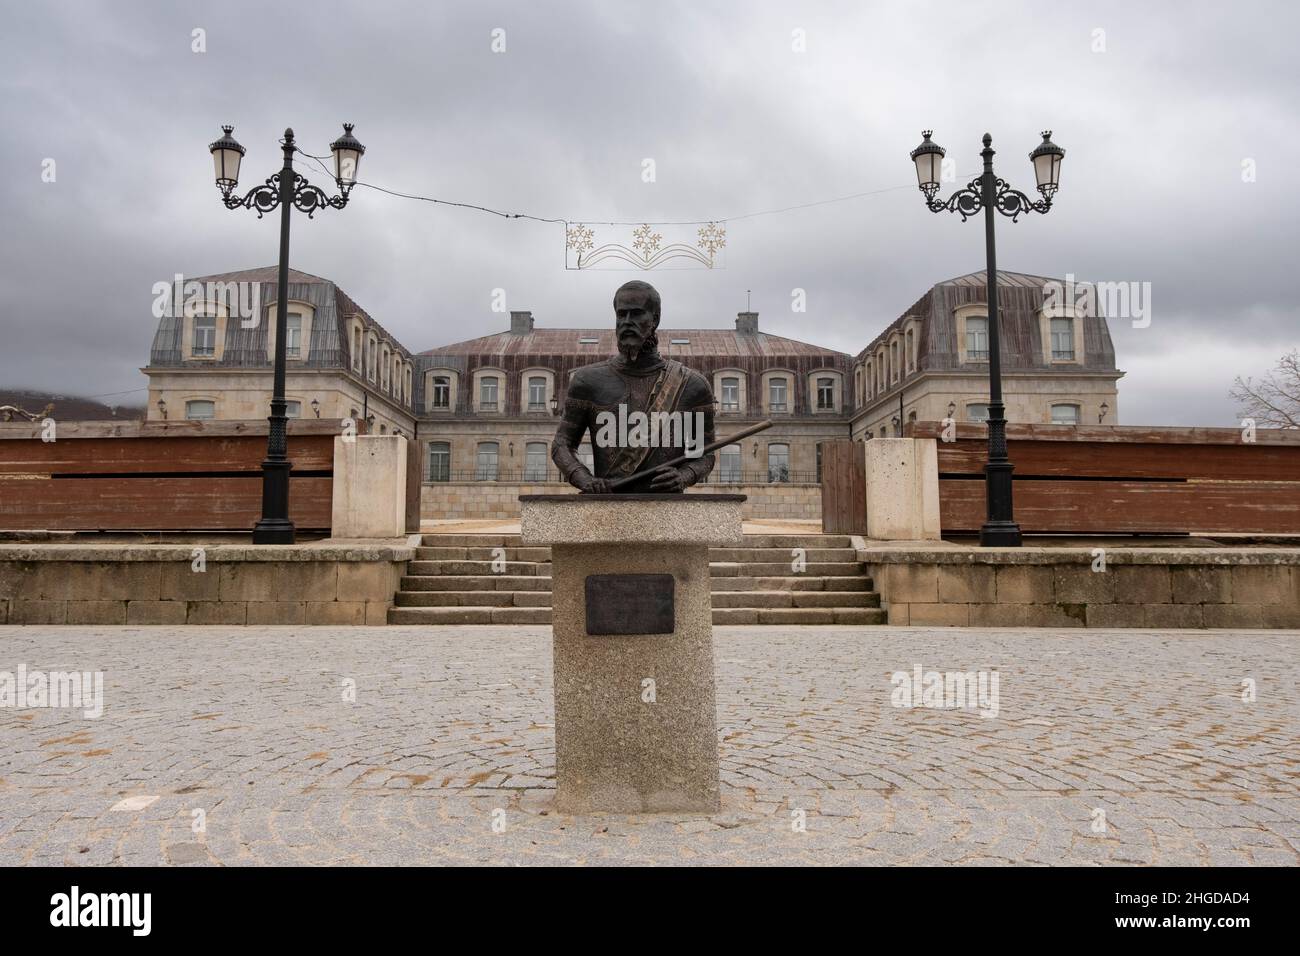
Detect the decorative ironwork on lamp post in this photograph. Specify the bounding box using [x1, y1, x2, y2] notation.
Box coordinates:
[209, 123, 366, 544]
[910, 130, 1064, 547]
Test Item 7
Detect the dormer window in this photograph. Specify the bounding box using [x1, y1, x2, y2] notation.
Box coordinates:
[1050, 317, 1075, 360]
[817, 377, 835, 410]
[285, 313, 303, 359]
[769, 377, 788, 412]
[431, 376, 450, 409]
[670, 338, 690, 345]
[193, 315, 217, 357]
[721, 377, 740, 411]
[578, 337, 599, 345]
[479, 376, 499, 411]
[965, 316, 989, 361]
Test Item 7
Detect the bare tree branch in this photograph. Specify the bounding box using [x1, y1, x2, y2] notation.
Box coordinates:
[1230, 348, 1300, 427]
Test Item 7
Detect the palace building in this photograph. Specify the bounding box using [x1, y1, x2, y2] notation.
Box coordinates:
[142, 267, 1122, 519]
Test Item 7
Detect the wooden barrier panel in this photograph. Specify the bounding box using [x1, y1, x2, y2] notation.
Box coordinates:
[0, 420, 345, 532]
[906, 422, 1300, 535]
[820, 440, 867, 534]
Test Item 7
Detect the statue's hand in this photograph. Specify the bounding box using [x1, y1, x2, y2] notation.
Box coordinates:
[575, 472, 613, 494]
[648, 465, 688, 493]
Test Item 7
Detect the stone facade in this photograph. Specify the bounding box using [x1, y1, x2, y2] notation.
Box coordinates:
[142, 267, 1124, 522]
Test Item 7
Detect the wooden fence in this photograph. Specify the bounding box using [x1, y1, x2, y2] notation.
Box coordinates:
[819, 440, 867, 534]
[907, 422, 1300, 534]
[0, 420, 347, 532]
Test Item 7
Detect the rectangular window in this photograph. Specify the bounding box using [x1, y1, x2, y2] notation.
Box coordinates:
[284, 401, 301, 418]
[193, 315, 216, 357]
[475, 442, 499, 480]
[431, 376, 450, 409]
[285, 313, 302, 359]
[967, 403, 990, 423]
[524, 442, 548, 481]
[817, 377, 835, 410]
[185, 400, 215, 420]
[767, 444, 790, 483]
[427, 442, 450, 482]
[720, 444, 741, 482]
[479, 378, 498, 411]
[721, 377, 740, 411]
[528, 376, 547, 411]
[1051, 404, 1080, 425]
[965, 316, 989, 361]
[769, 378, 788, 412]
[1051, 317, 1075, 360]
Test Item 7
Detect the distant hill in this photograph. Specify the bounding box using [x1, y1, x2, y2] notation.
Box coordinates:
[0, 389, 146, 421]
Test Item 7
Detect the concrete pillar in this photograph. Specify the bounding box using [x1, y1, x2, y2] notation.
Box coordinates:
[864, 438, 941, 540]
[331, 435, 408, 538]
[520, 494, 744, 813]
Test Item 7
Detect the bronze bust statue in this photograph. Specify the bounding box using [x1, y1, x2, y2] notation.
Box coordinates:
[552, 281, 716, 493]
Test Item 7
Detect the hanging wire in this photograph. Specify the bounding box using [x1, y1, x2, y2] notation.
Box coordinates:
[294, 146, 970, 226]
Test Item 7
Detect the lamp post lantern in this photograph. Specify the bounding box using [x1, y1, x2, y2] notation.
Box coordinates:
[209, 123, 366, 543]
[910, 129, 1064, 547]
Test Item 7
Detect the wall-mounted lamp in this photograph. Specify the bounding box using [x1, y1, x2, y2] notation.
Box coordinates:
[549, 395, 559, 416]
[947, 401, 956, 419]
[1099, 401, 1110, 423]
[310, 398, 321, 418]
[157, 399, 167, 420]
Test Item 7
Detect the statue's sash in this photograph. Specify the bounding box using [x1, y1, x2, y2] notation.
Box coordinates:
[604, 359, 691, 480]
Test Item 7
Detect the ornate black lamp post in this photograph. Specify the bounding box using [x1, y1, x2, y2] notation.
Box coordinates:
[910, 130, 1064, 547]
[209, 123, 366, 543]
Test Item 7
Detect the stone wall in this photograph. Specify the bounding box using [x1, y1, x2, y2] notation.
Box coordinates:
[0, 541, 414, 626]
[421, 481, 821, 522]
[862, 547, 1300, 627]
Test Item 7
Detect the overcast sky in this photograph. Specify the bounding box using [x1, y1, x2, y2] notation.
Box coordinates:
[2, 0, 1296, 424]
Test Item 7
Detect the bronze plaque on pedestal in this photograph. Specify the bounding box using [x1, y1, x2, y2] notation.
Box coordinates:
[585, 573, 675, 635]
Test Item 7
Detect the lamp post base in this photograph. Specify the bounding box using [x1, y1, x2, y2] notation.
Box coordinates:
[253, 457, 295, 545]
[979, 521, 1022, 548]
[252, 519, 295, 545]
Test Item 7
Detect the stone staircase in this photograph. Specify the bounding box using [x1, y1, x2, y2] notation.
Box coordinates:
[387, 533, 885, 625]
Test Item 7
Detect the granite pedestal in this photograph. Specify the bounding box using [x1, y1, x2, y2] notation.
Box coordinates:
[520, 494, 744, 813]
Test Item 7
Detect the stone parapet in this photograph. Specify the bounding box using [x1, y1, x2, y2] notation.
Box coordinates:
[859, 545, 1300, 627]
[0, 538, 415, 626]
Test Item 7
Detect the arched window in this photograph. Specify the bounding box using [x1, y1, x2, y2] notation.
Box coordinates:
[767, 443, 790, 483]
[475, 441, 499, 480]
[967, 403, 990, 423]
[427, 442, 450, 481]
[524, 441, 548, 481]
[719, 443, 742, 482]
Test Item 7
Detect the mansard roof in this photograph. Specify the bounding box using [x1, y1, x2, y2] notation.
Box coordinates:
[854, 270, 1119, 374]
[145, 266, 413, 370]
[421, 328, 849, 362]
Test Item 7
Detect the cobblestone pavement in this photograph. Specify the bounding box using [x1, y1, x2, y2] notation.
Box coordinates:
[0, 625, 1297, 865]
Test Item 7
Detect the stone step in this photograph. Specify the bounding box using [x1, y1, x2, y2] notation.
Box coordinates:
[388, 605, 885, 626]
[399, 574, 552, 592]
[711, 607, 887, 625]
[709, 547, 857, 562]
[710, 575, 874, 592]
[394, 590, 553, 608]
[710, 561, 864, 577]
[711, 590, 879, 609]
[419, 534, 522, 547]
[415, 546, 552, 561]
[407, 560, 550, 576]
[388, 606, 551, 625]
